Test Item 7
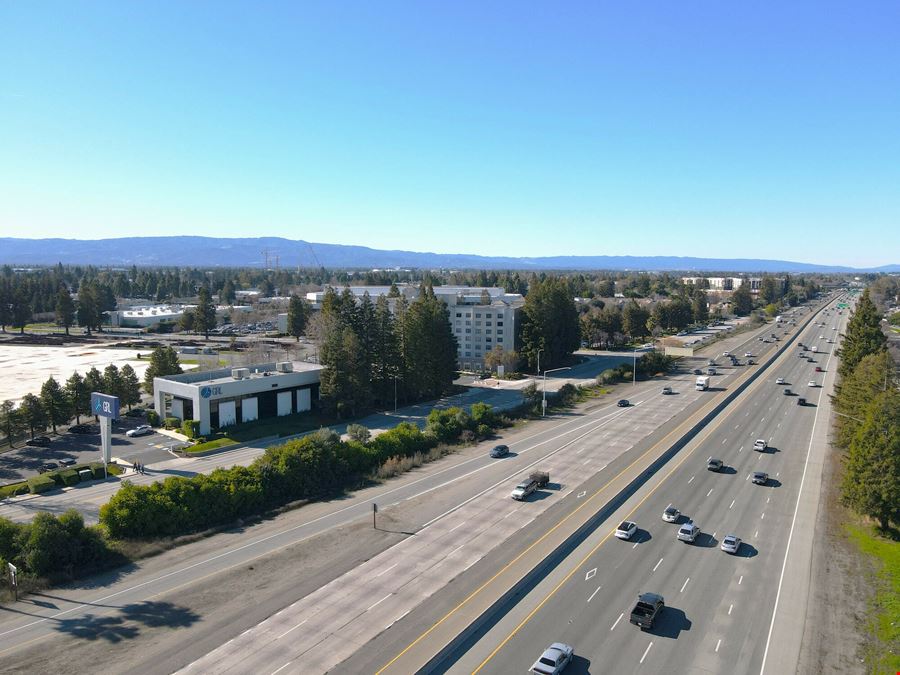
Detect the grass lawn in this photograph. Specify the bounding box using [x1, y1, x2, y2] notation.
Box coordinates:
[847, 522, 900, 673]
[187, 410, 335, 453]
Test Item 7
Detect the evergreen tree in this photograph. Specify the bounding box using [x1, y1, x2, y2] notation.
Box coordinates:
[83, 367, 104, 398]
[319, 327, 370, 418]
[838, 289, 887, 379]
[65, 372, 91, 424]
[287, 294, 309, 340]
[833, 351, 894, 448]
[732, 284, 753, 316]
[10, 285, 31, 334]
[119, 364, 142, 410]
[143, 346, 183, 394]
[40, 376, 71, 433]
[220, 279, 236, 304]
[401, 284, 458, 400]
[520, 277, 580, 371]
[622, 301, 650, 340]
[371, 295, 401, 406]
[841, 389, 900, 531]
[76, 283, 99, 335]
[0, 400, 25, 446]
[19, 394, 48, 439]
[193, 286, 216, 339]
[55, 286, 75, 335]
[0, 279, 11, 332]
[103, 364, 124, 400]
[691, 288, 709, 324]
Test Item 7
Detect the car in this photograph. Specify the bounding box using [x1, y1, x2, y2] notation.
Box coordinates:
[807, 381, 817, 388]
[753, 439, 767, 452]
[126, 424, 153, 438]
[677, 521, 700, 543]
[707, 457, 724, 472]
[662, 505, 680, 522]
[69, 424, 98, 434]
[815, 366, 823, 372]
[797, 397, 807, 406]
[722, 351, 730, 357]
[757, 336, 763, 341]
[661, 386, 673, 395]
[617, 399, 630, 407]
[59, 458, 77, 466]
[615, 520, 638, 540]
[783, 388, 792, 396]
[720, 534, 742, 554]
[490, 444, 509, 458]
[752, 471, 769, 485]
[707, 359, 717, 366]
[37, 462, 59, 473]
[798, 341, 804, 347]
[25, 435, 52, 447]
[531, 642, 574, 674]
[693, 368, 702, 375]
[819, 335, 825, 339]
[744, 352, 752, 357]
[775, 377, 785, 385]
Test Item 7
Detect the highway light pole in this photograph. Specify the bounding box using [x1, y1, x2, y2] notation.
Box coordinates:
[542, 366, 571, 416]
[536, 348, 543, 376]
[633, 348, 638, 387]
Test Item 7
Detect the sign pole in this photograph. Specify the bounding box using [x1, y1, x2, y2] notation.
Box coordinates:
[373, 503, 377, 529]
[8, 562, 17, 602]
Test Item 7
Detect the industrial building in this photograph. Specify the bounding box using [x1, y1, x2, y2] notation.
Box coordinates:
[153, 361, 323, 436]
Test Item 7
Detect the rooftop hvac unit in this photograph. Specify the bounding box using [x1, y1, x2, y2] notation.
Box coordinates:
[276, 361, 293, 373]
[231, 368, 250, 380]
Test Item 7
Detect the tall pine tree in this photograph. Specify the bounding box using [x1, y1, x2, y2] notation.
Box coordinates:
[838, 289, 887, 379]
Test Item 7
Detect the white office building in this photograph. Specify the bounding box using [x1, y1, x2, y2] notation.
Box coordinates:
[153, 361, 323, 436]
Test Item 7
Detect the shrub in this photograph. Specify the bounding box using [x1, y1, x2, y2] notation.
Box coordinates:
[89, 462, 107, 479]
[146, 410, 160, 426]
[181, 419, 201, 439]
[27, 475, 56, 494]
[163, 416, 180, 430]
[460, 429, 476, 444]
[0, 482, 30, 499]
[59, 469, 80, 487]
[476, 423, 491, 438]
[556, 383, 578, 405]
[346, 424, 371, 444]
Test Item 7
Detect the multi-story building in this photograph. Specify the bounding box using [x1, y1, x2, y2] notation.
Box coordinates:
[302, 285, 524, 371]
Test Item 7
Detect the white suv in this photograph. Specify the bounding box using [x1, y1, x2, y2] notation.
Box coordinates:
[677, 521, 700, 543]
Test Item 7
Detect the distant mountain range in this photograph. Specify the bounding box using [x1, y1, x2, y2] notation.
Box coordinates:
[0, 237, 896, 273]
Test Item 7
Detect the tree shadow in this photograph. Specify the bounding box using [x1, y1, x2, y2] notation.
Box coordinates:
[53, 601, 200, 642]
[54, 613, 139, 642]
[645, 606, 691, 639]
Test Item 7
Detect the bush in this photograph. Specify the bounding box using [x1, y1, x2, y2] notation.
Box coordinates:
[89, 462, 107, 479]
[181, 419, 201, 439]
[163, 416, 180, 430]
[0, 482, 30, 499]
[27, 475, 56, 494]
[59, 469, 80, 487]
[346, 424, 371, 444]
[476, 423, 491, 438]
[147, 410, 160, 426]
[556, 383, 579, 405]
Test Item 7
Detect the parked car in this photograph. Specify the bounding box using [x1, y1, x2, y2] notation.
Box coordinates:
[531, 643, 574, 674]
[37, 462, 59, 473]
[69, 424, 98, 434]
[25, 435, 52, 447]
[59, 458, 77, 467]
[126, 424, 153, 438]
[490, 444, 509, 458]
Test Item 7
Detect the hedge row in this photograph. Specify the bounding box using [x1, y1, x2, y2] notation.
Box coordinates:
[100, 403, 507, 540]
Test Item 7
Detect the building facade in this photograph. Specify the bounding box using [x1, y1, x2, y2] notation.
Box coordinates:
[153, 361, 323, 436]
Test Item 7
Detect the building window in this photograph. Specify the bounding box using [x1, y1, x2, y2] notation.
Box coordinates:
[497, 329, 503, 335]
[465, 328, 471, 334]
[456, 313, 462, 317]
[486, 337, 492, 342]
[466, 320, 471, 326]
[475, 321, 481, 327]
[465, 352, 471, 357]
[486, 321, 492, 326]
[475, 313, 481, 318]
[497, 321, 503, 326]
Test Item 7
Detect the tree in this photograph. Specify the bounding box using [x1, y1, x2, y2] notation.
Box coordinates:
[179, 310, 195, 333]
[76, 283, 99, 335]
[55, 287, 75, 335]
[622, 301, 650, 340]
[838, 289, 887, 379]
[19, 394, 48, 439]
[287, 295, 309, 340]
[10, 285, 31, 334]
[833, 351, 894, 448]
[220, 279, 236, 304]
[520, 277, 580, 371]
[370, 295, 401, 406]
[119, 364, 142, 410]
[759, 276, 779, 306]
[319, 327, 370, 418]
[484, 345, 520, 373]
[0, 400, 25, 446]
[83, 367, 104, 399]
[103, 364, 124, 400]
[40, 377, 71, 433]
[400, 284, 458, 400]
[840, 390, 900, 531]
[732, 284, 753, 316]
[691, 289, 709, 324]
[193, 286, 216, 340]
[143, 346, 183, 394]
[65, 372, 91, 424]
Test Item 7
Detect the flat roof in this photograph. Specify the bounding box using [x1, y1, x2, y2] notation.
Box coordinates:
[158, 361, 323, 386]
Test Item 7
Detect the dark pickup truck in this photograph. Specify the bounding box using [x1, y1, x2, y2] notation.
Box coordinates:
[629, 592, 665, 630]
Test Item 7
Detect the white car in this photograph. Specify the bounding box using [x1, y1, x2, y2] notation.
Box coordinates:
[531, 642, 574, 674]
[126, 424, 153, 437]
[720, 534, 742, 554]
[662, 505, 680, 522]
[677, 521, 700, 543]
[753, 439, 767, 452]
[775, 377, 785, 385]
[615, 520, 638, 540]
[744, 352, 752, 357]
[722, 351, 730, 357]
[808, 381, 817, 387]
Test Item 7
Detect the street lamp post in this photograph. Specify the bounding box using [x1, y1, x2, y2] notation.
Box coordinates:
[633, 348, 638, 387]
[542, 366, 572, 416]
[536, 348, 543, 376]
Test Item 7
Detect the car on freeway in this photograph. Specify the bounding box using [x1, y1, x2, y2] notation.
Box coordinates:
[775, 377, 785, 385]
[677, 521, 700, 543]
[707, 359, 717, 366]
[662, 505, 680, 522]
[720, 534, 742, 554]
[617, 399, 630, 407]
[693, 369, 703, 375]
[661, 386, 673, 395]
[815, 366, 823, 372]
[37, 462, 59, 473]
[707, 457, 724, 471]
[744, 352, 752, 357]
[752, 471, 769, 485]
[25, 435, 52, 447]
[722, 351, 730, 357]
[489, 444, 509, 458]
[59, 458, 77, 467]
[615, 521, 638, 540]
[798, 397, 807, 406]
[784, 388, 792, 396]
[126, 424, 154, 438]
[808, 381, 817, 388]
[753, 439, 768, 452]
[69, 424, 98, 434]
[530, 642, 574, 674]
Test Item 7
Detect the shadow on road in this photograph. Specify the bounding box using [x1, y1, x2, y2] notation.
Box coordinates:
[694, 532, 718, 548]
[54, 601, 200, 642]
[566, 655, 593, 673]
[719, 466, 737, 475]
[646, 606, 691, 640]
[737, 543, 759, 559]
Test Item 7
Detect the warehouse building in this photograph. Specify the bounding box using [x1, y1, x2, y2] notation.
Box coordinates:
[153, 361, 323, 436]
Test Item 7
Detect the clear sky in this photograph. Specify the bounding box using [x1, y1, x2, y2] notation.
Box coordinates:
[2, 2, 898, 267]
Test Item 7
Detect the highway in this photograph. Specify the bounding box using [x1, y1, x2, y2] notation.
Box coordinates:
[0, 304, 823, 673]
[439, 300, 848, 675]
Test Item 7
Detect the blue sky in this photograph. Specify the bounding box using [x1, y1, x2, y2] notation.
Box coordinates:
[1, 2, 898, 267]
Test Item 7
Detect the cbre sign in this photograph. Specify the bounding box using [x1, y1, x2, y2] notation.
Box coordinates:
[91, 392, 120, 419]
